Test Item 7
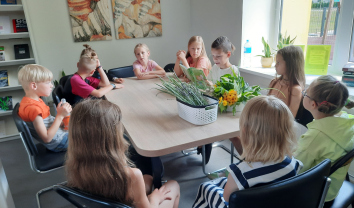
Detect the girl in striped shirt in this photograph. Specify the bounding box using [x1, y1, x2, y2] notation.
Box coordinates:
[193, 96, 303, 208]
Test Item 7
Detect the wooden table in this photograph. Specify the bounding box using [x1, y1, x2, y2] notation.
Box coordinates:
[106, 76, 241, 187]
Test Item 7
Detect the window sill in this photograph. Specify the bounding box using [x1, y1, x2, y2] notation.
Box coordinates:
[239, 66, 354, 99]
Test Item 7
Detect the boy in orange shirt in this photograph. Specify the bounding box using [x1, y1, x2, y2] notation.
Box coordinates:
[18, 64, 72, 152]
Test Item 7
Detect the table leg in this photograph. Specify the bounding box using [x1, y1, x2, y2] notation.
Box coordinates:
[151, 157, 163, 189]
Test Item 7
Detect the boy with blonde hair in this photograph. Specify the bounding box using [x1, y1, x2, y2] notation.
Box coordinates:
[63, 44, 123, 105]
[18, 64, 72, 152]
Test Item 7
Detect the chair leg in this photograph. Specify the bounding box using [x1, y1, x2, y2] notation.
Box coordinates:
[181, 147, 198, 156]
[36, 186, 54, 208]
[152, 157, 163, 189]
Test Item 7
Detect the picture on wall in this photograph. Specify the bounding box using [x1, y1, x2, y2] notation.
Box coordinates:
[112, 0, 162, 39]
[67, 0, 112, 42]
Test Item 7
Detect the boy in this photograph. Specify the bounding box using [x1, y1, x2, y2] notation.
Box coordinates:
[18, 64, 72, 152]
[63, 45, 123, 105]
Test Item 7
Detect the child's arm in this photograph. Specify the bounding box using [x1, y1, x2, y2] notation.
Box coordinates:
[96, 59, 110, 87]
[32, 102, 71, 143]
[289, 85, 302, 117]
[146, 65, 166, 76]
[133, 68, 161, 80]
[90, 83, 123, 98]
[174, 50, 187, 77]
[223, 174, 239, 203]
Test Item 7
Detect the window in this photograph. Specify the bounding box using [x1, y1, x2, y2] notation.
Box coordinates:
[350, 25, 354, 62]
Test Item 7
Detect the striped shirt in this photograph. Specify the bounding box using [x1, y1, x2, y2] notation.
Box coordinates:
[227, 156, 303, 191]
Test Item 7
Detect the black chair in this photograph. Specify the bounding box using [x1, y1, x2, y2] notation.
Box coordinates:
[54, 184, 132, 208]
[59, 75, 71, 87]
[328, 149, 354, 208]
[163, 63, 175, 72]
[52, 84, 64, 106]
[229, 159, 332, 208]
[108, 66, 135, 78]
[12, 103, 66, 208]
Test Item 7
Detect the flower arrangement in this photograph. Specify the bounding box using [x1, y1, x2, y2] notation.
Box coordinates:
[213, 70, 262, 115]
[155, 74, 209, 106]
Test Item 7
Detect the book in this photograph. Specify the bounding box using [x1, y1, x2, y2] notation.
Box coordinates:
[14, 44, 30, 59]
[0, 16, 10, 34]
[343, 71, 354, 75]
[12, 19, 28, 33]
[0, 70, 8, 87]
[0, 0, 16, 4]
[0, 96, 12, 111]
[343, 63, 354, 72]
[0, 46, 4, 61]
[179, 64, 208, 90]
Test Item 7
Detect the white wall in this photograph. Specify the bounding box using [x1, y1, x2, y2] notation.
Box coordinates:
[22, 0, 192, 79]
[190, 0, 243, 66]
[0, 160, 15, 208]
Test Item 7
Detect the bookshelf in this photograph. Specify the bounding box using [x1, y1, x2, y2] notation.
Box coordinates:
[0, 1, 34, 141]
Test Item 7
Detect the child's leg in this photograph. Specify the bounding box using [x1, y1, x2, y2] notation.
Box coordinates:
[50, 133, 68, 152]
[159, 180, 180, 208]
[143, 174, 153, 195]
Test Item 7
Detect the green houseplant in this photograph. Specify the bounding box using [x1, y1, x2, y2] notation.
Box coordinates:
[258, 37, 273, 68]
[277, 32, 297, 50]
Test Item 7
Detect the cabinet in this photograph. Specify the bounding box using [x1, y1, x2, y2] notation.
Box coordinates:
[0, 1, 36, 141]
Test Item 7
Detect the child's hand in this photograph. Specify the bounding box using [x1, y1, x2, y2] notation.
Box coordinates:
[206, 80, 213, 86]
[57, 102, 72, 118]
[96, 58, 101, 68]
[114, 84, 124, 89]
[148, 186, 172, 205]
[114, 78, 124, 83]
[177, 51, 186, 60]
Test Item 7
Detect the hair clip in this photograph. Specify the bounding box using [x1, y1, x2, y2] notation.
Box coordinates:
[319, 101, 329, 106]
[334, 81, 339, 84]
[345, 98, 351, 106]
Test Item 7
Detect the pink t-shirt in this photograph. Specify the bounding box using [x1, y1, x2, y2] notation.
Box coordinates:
[70, 74, 100, 98]
[186, 56, 210, 76]
[133, 60, 158, 73]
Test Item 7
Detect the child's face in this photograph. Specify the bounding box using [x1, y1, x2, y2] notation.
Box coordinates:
[36, 80, 53, 97]
[135, 47, 150, 64]
[275, 53, 287, 77]
[302, 86, 316, 112]
[211, 48, 230, 68]
[188, 42, 202, 59]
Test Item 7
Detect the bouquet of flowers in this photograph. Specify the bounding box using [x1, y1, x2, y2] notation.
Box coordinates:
[213, 70, 262, 115]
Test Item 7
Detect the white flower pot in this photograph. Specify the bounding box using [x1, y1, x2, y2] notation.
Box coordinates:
[226, 102, 245, 112]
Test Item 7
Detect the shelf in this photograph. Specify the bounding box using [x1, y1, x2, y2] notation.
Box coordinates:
[0, 58, 35, 67]
[0, 85, 22, 92]
[0, 133, 20, 142]
[0, 110, 12, 117]
[0, 5, 23, 12]
[0, 32, 29, 39]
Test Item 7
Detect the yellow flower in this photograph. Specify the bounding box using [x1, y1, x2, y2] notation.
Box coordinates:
[229, 89, 236, 94]
[214, 84, 217, 88]
[219, 97, 223, 104]
[223, 100, 228, 106]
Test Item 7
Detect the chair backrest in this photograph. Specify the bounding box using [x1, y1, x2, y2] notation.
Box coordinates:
[163, 63, 175, 72]
[59, 75, 71, 87]
[12, 103, 39, 156]
[54, 184, 132, 208]
[108, 66, 135, 78]
[330, 149, 354, 175]
[52, 85, 64, 106]
[229, 159, 331, 208]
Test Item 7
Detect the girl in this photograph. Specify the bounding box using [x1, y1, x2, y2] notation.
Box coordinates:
[207, 36, 239, 84]
[268, 45, 306, 117]
[295, 75, 354, 206]
[66, 99, 180, 208]
[193, 96, 302, 208]
[174, 36, 212, 78]
[133, 43, 166, 80]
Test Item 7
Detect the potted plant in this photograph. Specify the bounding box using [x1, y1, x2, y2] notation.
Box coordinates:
[213, 70, 262, 115]
[258, 37, 273, 68]
[277, 32, 296, 50]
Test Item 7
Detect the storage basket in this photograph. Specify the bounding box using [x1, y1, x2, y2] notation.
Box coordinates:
[176, 95, 218, 125]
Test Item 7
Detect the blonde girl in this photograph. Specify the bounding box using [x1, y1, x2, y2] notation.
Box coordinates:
[193, 96, 302, 208]
[295, 75, 354, 206]
[66, 99, 180, 208]
[133, 43, 166, 80]
[268, 45, 306, 117]
[207, 36, 239, 84]
[174, 36, 212, 78]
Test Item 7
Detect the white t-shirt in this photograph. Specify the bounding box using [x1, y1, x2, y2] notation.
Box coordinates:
[207, 64, 239, 84]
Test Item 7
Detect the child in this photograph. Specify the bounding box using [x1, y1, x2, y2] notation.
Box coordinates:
[18, 64, 72, 152]
[193, 96, 302, 208]
[66, 99, 180, 207]
[207, 36, 239, 84]
[63, 44, 123, 105]
[174, 36, 212, 78]
[133, 43, 166, 80]
[268, 45, 306, 117]
[295, 75, 354, 205]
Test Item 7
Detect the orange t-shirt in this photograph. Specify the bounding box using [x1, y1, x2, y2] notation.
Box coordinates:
[19, 97, 50, 122]
[187, 56, 211, 76]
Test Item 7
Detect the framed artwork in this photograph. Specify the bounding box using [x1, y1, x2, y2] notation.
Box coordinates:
[112, 0, 162, 39]
[67, 0, 113, 42]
